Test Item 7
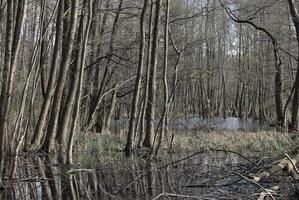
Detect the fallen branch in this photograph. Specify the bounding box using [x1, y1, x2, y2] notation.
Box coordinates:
[285, 154, 299, 175]
[67, 169, 94, 174]
[249, 153, 299, 194]
[234, 172, 276, 200]
[152, 192, 202, 200]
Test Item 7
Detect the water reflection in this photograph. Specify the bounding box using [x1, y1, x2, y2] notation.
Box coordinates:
[0, 151, 295, 199]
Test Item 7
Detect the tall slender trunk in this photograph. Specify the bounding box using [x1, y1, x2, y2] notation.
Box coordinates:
[143, 0, 162, 148]
[31, 0, 64, 148]
[154, 0, 169, 156]
[40, 0, 48, 99]
[102, 88, 118, 134]
[287, 0, 299, 130]
[57, 0, 88, 162]
[138, 0, 154, 148]
[273, 43, 284, 126]
[125, 0, 149, 154]
[67, 0, 92, 165]
[41, 0, 79, 153]
[0, 0, 14, 187]
[0, 0, 26, 186]
[87, 0, 123, 131]
[87, 0, 109, 129]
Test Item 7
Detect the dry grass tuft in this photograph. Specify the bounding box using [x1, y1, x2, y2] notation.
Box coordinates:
[73, 130, 298, 167]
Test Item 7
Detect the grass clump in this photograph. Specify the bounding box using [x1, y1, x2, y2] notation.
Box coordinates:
[73, 133, 124, 168]
[73, 130, 299, 167]
[167, 130, 297, 158]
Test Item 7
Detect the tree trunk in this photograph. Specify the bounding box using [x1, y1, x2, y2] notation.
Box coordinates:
[138, 0, 154, 148]
[87, 0, 123, 131]
[0, 0, 14, 187]
[0, 0, 26, 186]
[41, 0, 79, 153]
[57, 0, 88, 162]
[154, 0, 169, 157]
[125, 0, 149, 154]
[143, 0, 162, 148]
[66, 0, 92, 165]
[288, 0, 299, 130]
[102, 88, 118, 135]
[39, 0, 48, 99]
[31, 0, 64, 148]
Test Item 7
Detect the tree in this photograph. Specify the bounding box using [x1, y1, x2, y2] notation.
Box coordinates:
[41, 0, 79, 153]
[0, 0, 27, 186]
[154, 0, 170, 156]
[31, 0, 64, 148]
[143, 0, 162, 149]
[66, 0, 93, 165]
[220, 1, 285, 127]
[287, 0, 299, 130]
[125, 0, 149, 154]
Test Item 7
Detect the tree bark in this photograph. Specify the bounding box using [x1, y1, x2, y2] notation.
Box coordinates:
[31, 0, 64, 148]
[87, 0, 123, 131]
[0, 0, 26, 186]
[125, 0, 149, 154]
[67, 0, 92, 165]
[143, 0, 162, 148]
[138, 0, 154, 148]
[101, 88, 118, 135]
[41, 0, 79, 153]
[57, 0, 89, 162]
[154, 0, 169, 156]
[0, 0, 14, 188]
[287, 0, 299, 130]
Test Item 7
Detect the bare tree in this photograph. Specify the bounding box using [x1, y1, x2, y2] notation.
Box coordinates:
[143, 0, 162, 149]
[31, 0, 64, 148]
[125, 0, 149, 155]
[0, 0, 27, 186]
[287, 0, 299, 130]
[220, 1, 285, 127]
[41, 0, 79, 153]
[155, 0, 170, 156]
[67, 0, 93, 165]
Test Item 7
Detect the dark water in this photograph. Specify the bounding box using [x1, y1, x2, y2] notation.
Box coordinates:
[111, 116, 269, 134]
[1, 151, 296, 200]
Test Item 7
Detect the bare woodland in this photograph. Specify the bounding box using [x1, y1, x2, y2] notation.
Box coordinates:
[0, 0, 299, 199]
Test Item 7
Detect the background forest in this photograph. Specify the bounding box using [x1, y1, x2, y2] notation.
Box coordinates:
[0, 0, 299, 199]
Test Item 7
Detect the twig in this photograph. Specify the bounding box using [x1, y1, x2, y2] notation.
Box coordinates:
[285, 154, 299, 175]
[152, 192, 202, 200]
[116, 148, 257, 194]
[234, 172, 276, 200]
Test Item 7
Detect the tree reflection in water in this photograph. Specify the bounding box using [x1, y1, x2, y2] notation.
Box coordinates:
[0, 152, 296, 199]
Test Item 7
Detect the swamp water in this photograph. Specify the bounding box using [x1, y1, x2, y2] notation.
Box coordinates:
[110, 117, 269, 135]
[0, 151, 296, 199]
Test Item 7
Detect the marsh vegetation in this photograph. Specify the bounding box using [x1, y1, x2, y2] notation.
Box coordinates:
[1, 0, 299, 199]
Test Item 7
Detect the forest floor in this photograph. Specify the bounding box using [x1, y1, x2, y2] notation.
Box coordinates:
[72, 130, 299, 199]
[74, 130, 298, 164]
[2, 131, 298, 199]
